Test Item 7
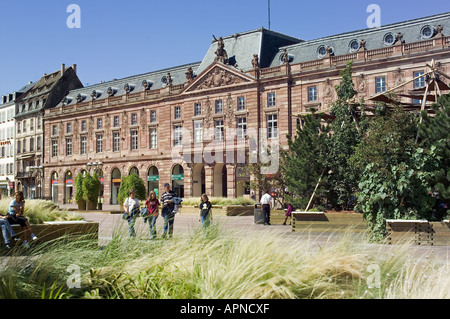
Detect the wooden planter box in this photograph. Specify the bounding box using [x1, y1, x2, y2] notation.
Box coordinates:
[387, 219, 450, 246]
[291, 211, 366, 233]
[1, 221, 99, 246]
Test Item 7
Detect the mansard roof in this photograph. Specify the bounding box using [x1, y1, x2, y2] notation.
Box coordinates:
[196, 28, 302, 74]
[57, 61, 201, 108]
[270, 12, 450, 67]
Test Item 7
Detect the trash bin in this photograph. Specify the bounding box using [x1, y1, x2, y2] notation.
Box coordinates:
[254, 204, 264, 224]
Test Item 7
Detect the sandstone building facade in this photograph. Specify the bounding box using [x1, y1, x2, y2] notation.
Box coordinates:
[42, 13, 450, 206]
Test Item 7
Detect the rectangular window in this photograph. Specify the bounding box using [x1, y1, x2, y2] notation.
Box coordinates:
[37, 116, 42, 129]
[37, 136, 41, 151]
[237, 117, 247, 139]
[237, 96, 246, 111]
[66, 123, 72, 134]
[308, 86, 317, 102]
[30, 119, 34, 131]
[214, 120, 224, 141]
[66, 138, 72, 156]
[17, 141, 21, 154]
[97, 118, 103, 130]
[150, 110, 157, 123]
[268, 93, 276, 107]
[23, 139, 26, 153]
[194, 103, 202, 116]
[150, 128, 158, 149]
[52, 140, 58, 157]
[194, 120, 203, 143]
[113, 132, 120, 152]
[215, 100, 223, 114]
[413, 71, 425, 104]
[114, 116, 120, 127]
[17, 122, 21, 134]
[131, 130, 138, 150]
[131, 113, 138, 125]
[23, 120, 27, 132]
[267, 114, 278, 139]
[52, 125, 57, 136]
[30, 138, 34, 152]
[376, 77, 386, 93]
[96, 134, 103, 153]
[81, 120, 87, 132]
[174, 106, 181, 119]
[80, 136, 87, 155]
[174, 125, 182, 146]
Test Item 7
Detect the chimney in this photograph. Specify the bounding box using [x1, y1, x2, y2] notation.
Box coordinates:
[61, 64, 65, 76]
[72, 64, 77, 74]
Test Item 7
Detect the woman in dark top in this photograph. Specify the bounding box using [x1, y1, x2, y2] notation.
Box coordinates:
[199, 194, 212, 229]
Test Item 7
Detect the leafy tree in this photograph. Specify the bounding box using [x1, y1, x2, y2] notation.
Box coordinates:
[419, 94, 450, 219]
[354, 107, 438, 239]
[326, 61, 366, 210]
[118, 174, 147, 206]
[281, 113, 330, 210]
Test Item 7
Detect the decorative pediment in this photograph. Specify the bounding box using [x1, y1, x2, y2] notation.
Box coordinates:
[182, 63, 255, 93]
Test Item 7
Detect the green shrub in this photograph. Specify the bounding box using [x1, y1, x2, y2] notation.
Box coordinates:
[117, 174, 146, 206]
[82, 172, 101, 205]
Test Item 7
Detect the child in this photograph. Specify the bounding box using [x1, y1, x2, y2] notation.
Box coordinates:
[283, 203, 294, 225]
[199, 194, 212, 229]
[145, 191, 160, 239]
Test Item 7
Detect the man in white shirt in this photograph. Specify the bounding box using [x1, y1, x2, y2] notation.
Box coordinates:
[260, 190, 273, 225]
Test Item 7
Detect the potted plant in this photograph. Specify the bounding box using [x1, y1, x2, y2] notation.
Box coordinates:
[75, 173, 86, 211]
[82, 172, 101, 210]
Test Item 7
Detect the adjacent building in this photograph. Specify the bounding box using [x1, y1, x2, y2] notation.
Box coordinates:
[0, 82, 34, 198]
[43, 12, 450, 206]
[14, 64, 83, 199]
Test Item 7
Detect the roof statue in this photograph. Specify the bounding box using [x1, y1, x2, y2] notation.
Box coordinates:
[214, 37, 229, 65]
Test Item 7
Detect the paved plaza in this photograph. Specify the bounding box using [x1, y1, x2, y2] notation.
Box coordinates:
[78, 210, 450, 264]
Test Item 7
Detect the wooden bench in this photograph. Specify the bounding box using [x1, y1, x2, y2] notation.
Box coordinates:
[387, 219, 450, 246]
[291, 212, 366, 233]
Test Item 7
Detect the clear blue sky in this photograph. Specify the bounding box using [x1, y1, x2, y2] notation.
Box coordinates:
[0, 0, 449, 96]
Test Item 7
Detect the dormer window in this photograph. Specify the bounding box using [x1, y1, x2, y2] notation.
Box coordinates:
[317, 45, 327, 58]
[142, 80, 153, 90]
[124, 83, 135, 93]
[349, 39, 360, 52]
[107, 87, 118, 97]
[383, 32, 396, 46]
[91, 90, 102, 100]
[420, 25, 435, 39]
[76, 93, 87, 103]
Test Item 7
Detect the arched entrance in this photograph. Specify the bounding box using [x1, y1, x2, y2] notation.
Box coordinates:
[51, 172, 59, 204]
[172, 165, 184, 198]
[111, 168, 121, 205]
[213, 164, 227, 198]
[147, 166, 159, 197]
[64, 171, 74, 204]
[192, 164, 205, 197]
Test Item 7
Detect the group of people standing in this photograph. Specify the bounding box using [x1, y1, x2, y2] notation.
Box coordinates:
[123, 183, 213, 239]
[1, 191, 38, 249]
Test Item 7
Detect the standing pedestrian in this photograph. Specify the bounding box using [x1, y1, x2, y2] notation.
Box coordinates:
[123, 189, 140, 238]
[145, 191, 160, 239]
[160, 183, 177, 238]
[260, 190, 273, 226]
[199, 194, 212, 230]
